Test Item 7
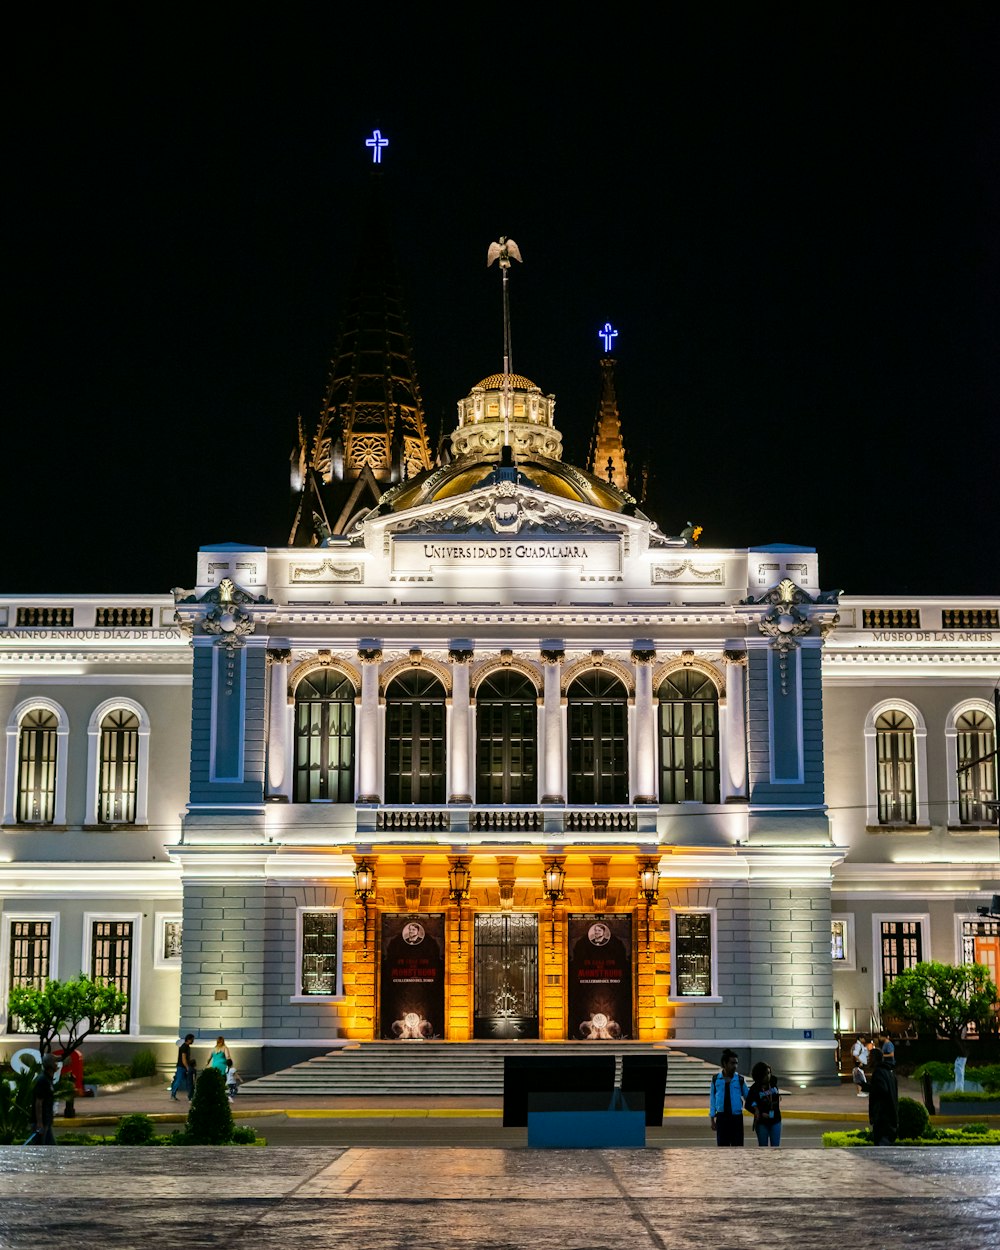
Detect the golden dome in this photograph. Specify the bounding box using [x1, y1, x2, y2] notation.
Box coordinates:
[474, 373, 540, 392]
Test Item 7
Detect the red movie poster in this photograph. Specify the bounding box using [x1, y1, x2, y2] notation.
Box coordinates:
[566, 913, 632, 1039]
[379, 913, 445, 1039]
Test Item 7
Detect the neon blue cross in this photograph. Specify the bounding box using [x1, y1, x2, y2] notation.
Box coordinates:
[599, 322, 618, 352]
[365, 129, 389, 164]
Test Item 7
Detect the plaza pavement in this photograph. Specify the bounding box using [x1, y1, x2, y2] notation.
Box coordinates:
[0, 1079, 996, 1247]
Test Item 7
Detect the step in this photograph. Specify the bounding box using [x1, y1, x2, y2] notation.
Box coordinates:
[240, 1043, 718, 1098]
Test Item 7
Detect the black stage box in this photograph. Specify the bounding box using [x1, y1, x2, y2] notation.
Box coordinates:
[620, 1053, 669, 1126]
[502, 1054, 616, 1127]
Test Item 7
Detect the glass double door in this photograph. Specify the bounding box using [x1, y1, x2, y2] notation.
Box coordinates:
[473, 913, 539, 1039]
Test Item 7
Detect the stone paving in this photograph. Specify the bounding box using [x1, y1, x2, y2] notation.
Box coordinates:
[1, 1144, 998, 1249]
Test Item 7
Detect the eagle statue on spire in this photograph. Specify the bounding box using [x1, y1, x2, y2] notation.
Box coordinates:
[487, 237, 523, 269]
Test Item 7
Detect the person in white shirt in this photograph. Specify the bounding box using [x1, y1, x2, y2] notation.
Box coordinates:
[851, 1035, 870, 1066]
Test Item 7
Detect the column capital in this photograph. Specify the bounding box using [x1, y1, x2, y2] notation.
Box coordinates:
[449, 648, 474, 664]
[265, 648, 292, 667]
[358, 647, 383, 665]
[540, 648, 565, 665]
[723, 649, 748, 666]
[631, 649, 656, 665]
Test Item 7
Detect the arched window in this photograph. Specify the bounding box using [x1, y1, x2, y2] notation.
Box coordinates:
[475, 671, 537, 803]
[567, 671, 628, 804]
[385, 670, 446, 803]
[876, 709, 916, 824]
[955, 708, 997, 825]
[98, 709, 140, 823]
[657, 669, 720, 803]
[294, 670, 356, 803]
[17, 708, 59, 824]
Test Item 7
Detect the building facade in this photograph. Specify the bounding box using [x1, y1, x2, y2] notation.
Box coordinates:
[2, 373, 996, 1083]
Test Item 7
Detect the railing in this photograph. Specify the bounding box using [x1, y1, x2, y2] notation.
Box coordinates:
[376, 808, 451, 832]
[15, 606, 75, 627]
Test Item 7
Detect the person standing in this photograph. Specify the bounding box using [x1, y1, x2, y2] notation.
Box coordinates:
[851, 1035, 870, 1067]
[169, 1033, 196, 1101]
[25, 1053, 59, 1145]
[867, 1048, 899, 1144]
[746, 1062, 782, 1147]
[207, 1036, 232, 1077]
[852, 1057, 869, 1097]
[878, 1031, 896, 1068]
[709, 1049, 749, 1146]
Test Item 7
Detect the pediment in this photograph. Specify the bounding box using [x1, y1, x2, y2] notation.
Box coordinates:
[371, 481, 635, 541]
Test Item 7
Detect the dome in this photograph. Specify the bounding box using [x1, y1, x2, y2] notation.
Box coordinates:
[472, 373, 540, 392]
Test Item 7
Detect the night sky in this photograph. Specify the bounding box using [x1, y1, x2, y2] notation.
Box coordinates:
[6, 8, 998, 597]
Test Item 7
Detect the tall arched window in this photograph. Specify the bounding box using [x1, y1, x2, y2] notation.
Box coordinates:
[475, 670, 537, 803]
[294, 670, 356, 803]
[98, 709, 140, 823]
[955, 709, 997, 825]
[17, 708, 59, 824]
[657, 669, 720, 803]
[385, 670, 446, 803]
[567, 671, 628, 804]
[876, 709, 916, 824]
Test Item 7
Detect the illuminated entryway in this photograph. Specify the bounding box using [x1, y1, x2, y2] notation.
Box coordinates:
[473, 913, 538, 1039]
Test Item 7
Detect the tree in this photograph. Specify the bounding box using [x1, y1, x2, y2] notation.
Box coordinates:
[880, 961, 998, 1056]
[7, 974, 129, 1057]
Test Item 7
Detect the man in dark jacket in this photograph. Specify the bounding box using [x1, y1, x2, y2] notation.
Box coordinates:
[867, 1048, 899, 1144]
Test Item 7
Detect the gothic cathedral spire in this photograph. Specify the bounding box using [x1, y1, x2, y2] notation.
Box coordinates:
[588, 356, 629, 494]
[290, 164, 432, 544]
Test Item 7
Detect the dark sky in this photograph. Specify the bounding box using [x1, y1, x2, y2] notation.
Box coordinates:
[6, 8, 998, 596]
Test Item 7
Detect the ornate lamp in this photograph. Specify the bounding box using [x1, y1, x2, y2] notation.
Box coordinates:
[638, 860, 660, 948]
[353, 858, 376, 957]
[448, 859, 472, 952]
[543, 859, 566, 944]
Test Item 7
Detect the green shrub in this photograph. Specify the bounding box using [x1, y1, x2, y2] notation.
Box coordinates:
[129, 1050, 158, 1079]
[114, 1113, 156, 1146]
[0, 1062, 39, 1145]
[911, 1060, 955, 1084]
[968, 1063, 1000, 1092]
[939, 1090, 1000, 1102]
[959, 1122, 989, 1135]
[897, 1096, 931, 1140]
[186, 1067, 234, 1144]
[229, 1124, 259, 1144]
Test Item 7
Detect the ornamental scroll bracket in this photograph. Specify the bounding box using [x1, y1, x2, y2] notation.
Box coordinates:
[176, 577, 271, 650]
[754, 578, 814, 694]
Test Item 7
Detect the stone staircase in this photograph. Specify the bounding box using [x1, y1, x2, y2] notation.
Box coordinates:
[241, 1042, 717, 1098]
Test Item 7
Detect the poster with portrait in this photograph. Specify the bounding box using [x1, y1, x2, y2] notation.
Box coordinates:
[566, 913, 632, 1039]
[379, 913, 445, 1039]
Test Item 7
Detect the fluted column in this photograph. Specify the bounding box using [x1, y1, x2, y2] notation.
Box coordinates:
[265, 649, 292, 801]
[631, 647, 657, 803]
[449, 647, 474, 802]
[540, 647, 565, 803]
[357, 647, 382, 802]
[722, 647, 748, 801]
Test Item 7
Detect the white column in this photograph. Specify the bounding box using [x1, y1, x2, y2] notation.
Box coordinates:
[449, 648, 473, 802]
[722, 647, 748, 801]
[266, 649, 292, 800]
[541, 648, 564, 803]
[357, 647, 382, 802]
[632, 648, 657, 803]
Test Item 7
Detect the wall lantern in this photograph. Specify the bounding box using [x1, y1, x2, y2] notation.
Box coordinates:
[353, 858, 376, 957]
[448, 859, 472, 951]
[638, 860, 660, 948]
[543, 859, 566, 944]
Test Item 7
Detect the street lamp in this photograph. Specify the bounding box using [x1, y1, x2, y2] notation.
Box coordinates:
[448, 859, 472, 952]
[638, 860, 660, 949]
[353, 858, 376, 957]
[543, 859, 566, 945]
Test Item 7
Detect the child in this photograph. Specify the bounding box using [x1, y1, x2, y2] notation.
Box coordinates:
[852, 1056, 868, 1097]
[225, 1057, 242, 1100]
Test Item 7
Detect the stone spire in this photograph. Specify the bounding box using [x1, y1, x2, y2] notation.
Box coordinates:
[289, 165, 432, 544]
[588, 357, 629, 493]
